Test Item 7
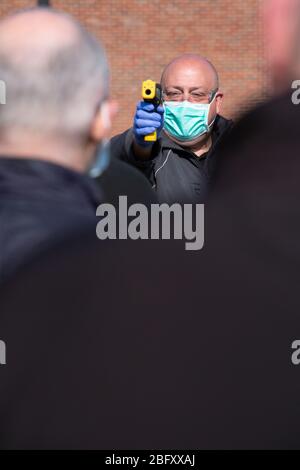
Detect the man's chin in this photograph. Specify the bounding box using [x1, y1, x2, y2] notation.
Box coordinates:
[165, 131, 209, 148]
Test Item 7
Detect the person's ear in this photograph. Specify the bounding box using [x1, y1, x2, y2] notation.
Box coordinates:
[90, 100, 118, 143]
[215, 91, 223, 115]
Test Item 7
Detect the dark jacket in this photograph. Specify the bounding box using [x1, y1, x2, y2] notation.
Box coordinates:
[111, 114, 233, 204]
[0, 155, 157, 282]
[0, 157, 102, 281]
[1, 95, 300, 449]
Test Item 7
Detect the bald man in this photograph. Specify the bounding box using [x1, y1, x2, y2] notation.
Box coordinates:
[0, 7, 155, 281]
[111, 54, 233, 204]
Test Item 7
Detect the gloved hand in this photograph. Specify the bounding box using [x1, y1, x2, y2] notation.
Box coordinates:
[133, 101, 164, 147]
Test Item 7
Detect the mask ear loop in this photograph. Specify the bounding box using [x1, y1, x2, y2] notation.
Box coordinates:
[207, 89, 219, 130]
[209, 88, 219, 103]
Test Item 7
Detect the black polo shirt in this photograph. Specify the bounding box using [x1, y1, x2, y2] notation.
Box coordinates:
[110, 114, 233, 204]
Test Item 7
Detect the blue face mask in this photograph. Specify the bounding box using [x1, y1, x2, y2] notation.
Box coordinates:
[163, 93, 217, 142]
[88, 102, 111, 178]
[88, 139, 110, 178]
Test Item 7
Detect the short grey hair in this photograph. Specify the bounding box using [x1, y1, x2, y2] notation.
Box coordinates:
[0, 7, 109, 139]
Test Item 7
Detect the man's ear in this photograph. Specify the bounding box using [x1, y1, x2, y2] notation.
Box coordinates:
[90, 100, 118, 143]
[215, 92, 223, 115]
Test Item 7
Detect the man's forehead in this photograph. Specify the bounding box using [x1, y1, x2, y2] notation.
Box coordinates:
[162, 61, 215, 89]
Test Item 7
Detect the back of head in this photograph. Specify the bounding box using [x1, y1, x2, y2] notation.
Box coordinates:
[263, 0, 300, 93]
[0, 7, 109, 142]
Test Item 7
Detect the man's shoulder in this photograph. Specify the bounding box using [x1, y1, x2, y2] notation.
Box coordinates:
[110, 128, 134, 160]
[97, 153, 157, 206]
[211, 92, 299, 187]
[214, 114, 234, 137]
[220, 92, 294, 145]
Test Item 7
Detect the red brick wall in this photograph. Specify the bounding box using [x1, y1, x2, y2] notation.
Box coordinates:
[0, 0, 267, 136]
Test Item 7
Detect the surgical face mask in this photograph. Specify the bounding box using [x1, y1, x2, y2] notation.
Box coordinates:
[88, 138, 110, 178]
[88, 102, 111, 178]
[163, 93, 217, 142]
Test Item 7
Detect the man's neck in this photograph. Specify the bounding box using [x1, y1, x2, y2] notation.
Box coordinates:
[0, 133, 90, 173]
[188, 134, 212, 158]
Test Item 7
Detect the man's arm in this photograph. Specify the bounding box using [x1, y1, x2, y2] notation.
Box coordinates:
[110, 128, 156, 185]
[132, 140, 152, 160]
[110, 101, 164, 184]
[132, 101, 164, 160]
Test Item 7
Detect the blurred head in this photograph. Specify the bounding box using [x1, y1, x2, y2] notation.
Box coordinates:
[0, 7, 117, 172]
[161, 54, 223, 148]
[263, 0, 300, 93]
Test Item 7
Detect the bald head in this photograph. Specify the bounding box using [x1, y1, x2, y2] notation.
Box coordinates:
[0, 7, 109, 139]
[161, 54, 219, 94]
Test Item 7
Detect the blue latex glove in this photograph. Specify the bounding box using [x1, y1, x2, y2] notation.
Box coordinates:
[133, 101, 164, 147]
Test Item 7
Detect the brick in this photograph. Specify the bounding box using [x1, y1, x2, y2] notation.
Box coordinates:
[0, 0, 267, 136]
